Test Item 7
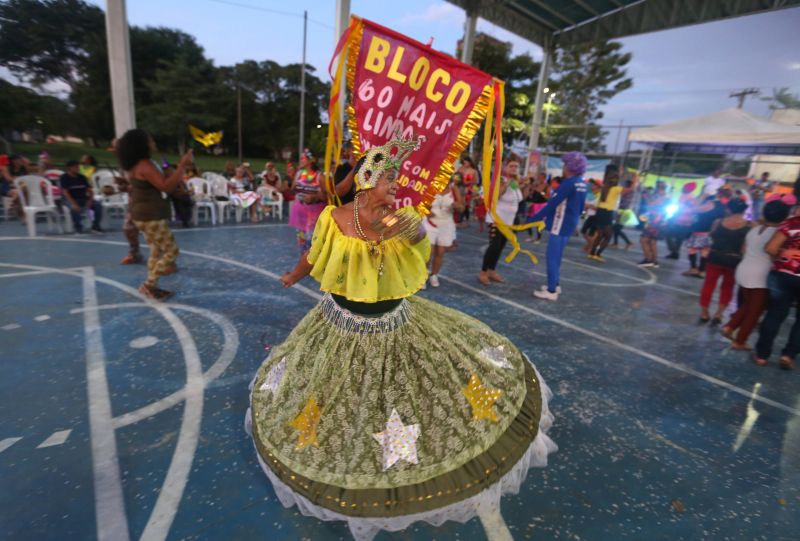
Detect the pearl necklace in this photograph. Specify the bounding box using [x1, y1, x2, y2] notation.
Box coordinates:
[353, 191, 387, 276]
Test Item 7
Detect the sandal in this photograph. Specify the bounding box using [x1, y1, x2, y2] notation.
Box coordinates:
[139, 284, 174, 301]
[779, 356, 795, 370]
[121, 254, 144, 265]
[720, 326, 734, 340]
[752, 355, 769, 367]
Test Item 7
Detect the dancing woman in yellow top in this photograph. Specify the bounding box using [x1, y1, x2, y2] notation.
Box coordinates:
[247, 133, 556, 541]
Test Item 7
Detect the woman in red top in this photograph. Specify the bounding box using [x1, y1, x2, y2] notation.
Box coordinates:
[754, 211, 800, 369]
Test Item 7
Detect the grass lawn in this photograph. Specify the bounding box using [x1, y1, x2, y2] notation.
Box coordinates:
[8, 141, 286, 174]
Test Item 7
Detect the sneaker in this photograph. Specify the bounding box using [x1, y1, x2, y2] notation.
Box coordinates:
[540, 284, 562, 294]
[641, 261, 656, 268]
[650, 261, 660, 268]
[593, 254, 606, 263]
[421, 281, 427, 290]
[91, 226, 104, 234]
[666, 253, 679, 260]
[429, 274, 440, 287]
[637, 259, 652, 267]
[533, 289, 559, 301]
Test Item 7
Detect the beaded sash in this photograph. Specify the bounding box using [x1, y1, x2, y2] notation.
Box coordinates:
[320, 294, 411, 334]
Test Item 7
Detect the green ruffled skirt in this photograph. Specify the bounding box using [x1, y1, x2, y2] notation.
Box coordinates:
[247, 294, 555, 538]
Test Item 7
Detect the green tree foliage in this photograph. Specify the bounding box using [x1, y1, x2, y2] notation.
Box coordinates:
[0, 0, 104, 89]
[138, 55, 227, 153]
[0, 79, 72, 134]
[760, 87, 800, 110]
[467, 34, 632, 154]
[218, 61, 330, 158]
[546, 41, 632, 152]
[464, 34, 541, 146]
[0, 0, 329, 159]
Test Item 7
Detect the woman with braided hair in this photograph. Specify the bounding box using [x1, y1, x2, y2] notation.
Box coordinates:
[247, 133, 555, 541]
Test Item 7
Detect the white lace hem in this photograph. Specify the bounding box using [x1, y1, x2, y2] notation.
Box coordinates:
[245, 364, 556, 541]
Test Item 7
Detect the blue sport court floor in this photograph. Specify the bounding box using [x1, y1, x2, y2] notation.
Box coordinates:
[1, 216, 798, 540]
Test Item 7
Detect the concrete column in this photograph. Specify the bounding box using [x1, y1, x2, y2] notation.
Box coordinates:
[105, 0, 136, 137]
[334, 0, 351, 42]
[460, 11, 478, 65]
[526, 44, 552, 166]
[334, 0, 351, 134]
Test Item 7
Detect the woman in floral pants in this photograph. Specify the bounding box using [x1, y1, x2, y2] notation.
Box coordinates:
[116, 129, 193, 300]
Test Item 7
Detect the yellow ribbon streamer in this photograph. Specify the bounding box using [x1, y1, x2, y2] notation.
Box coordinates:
[481, 81, 544, 265]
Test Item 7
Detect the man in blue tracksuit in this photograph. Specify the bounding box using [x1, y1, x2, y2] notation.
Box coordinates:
[527, 151, 588, 301]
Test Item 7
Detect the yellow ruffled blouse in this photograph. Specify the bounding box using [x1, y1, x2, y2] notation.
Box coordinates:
[307, 206, 431, 303]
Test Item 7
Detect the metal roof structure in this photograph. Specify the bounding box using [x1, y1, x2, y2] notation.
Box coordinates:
[443, 0, 800, 167]
[447, 0, 800, 48]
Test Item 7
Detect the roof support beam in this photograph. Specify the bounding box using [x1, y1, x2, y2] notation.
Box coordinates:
[508, 1, 560, 31]
[526, 0, 577, 26]
[556, 0, 800, 46]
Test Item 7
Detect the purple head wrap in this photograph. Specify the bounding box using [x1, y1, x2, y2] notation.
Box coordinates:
[561, 151, 588, 176]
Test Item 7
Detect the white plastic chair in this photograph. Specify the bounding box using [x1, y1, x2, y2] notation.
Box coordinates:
[186, 177, 217, 225]
[93, 170, 128, 228]
[15, 175, 63, 237]
[1, 196, 13, 221]
[256, 185, 283, 221]
[206, 174, 238, 223]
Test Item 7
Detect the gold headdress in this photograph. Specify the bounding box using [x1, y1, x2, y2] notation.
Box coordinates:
[356, 131, 425, 191]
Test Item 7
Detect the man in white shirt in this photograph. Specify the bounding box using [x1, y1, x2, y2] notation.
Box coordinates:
[702, 169, 725, 197]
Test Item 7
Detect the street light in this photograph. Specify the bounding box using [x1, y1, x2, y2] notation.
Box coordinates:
[544, 92, 556, 129]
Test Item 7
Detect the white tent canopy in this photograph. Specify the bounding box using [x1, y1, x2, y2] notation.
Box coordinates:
[628, 108, 800, 155]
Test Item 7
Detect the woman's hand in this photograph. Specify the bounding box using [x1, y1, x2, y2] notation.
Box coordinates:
[281, 271, 298, 288]
[178, 149, 194, 169]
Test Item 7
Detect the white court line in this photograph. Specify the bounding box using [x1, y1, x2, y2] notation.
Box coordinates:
[81, 267, 131, 541]
[0, 261, 207, 541]
[0, 236, 323, 302]
[0, 437, 23, 453]
[70, 302, 240, 430]
[37, 429, 72, 448]
[2, 323, 21, 331]
[438, 274, 800, 417]
[461, 230, 702, 296]
[0, 269, 57, 279]
[171, 223, 286, 233]
[34, 315, 51, 322]
[0, 237, 773, 416]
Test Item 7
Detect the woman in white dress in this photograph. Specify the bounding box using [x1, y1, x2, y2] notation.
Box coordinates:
[423, 175, 464, 287]
[229, 165, 261, 223]
[722, 198, 792, 350]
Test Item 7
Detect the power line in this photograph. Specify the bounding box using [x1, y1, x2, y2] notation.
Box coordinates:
[204, 0, 333, 30]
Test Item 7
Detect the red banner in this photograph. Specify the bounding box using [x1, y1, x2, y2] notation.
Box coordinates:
[333, 17, 496, 212]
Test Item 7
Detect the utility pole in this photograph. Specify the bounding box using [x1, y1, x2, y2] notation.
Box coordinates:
[729, 88, 760, 109]
[298, 10, 307, 159]
[237, 85, 243, 163]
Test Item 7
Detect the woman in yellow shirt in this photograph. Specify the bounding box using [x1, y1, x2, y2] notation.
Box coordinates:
[247, 134, 555, 540]
[589, 165, 634, 262]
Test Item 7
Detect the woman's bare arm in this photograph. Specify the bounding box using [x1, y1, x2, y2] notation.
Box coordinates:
[281, 251, 314, 287]
[765, 230, 787, 257]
